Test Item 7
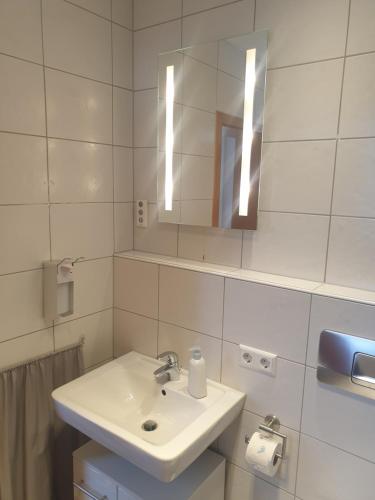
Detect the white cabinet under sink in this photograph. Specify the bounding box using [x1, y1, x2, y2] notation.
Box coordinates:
[73, 440, 225, 500]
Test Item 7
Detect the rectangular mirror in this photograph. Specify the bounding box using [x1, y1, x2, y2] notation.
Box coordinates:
[157, 31, 268, 230]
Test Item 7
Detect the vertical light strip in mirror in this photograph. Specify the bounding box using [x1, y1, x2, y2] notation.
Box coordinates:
[239, 49, 256, 216]
[165, 65, 175, 211]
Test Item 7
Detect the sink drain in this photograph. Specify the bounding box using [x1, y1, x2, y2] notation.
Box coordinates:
[142, 420, 158, 432]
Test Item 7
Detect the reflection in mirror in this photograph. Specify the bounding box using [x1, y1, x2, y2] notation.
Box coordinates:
[157, 31, 268, 230]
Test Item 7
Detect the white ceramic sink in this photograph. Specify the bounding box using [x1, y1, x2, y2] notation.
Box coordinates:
[52, 351, 245, 481]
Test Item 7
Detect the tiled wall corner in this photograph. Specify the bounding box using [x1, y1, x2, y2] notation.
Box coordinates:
[0, 0, 133, 372]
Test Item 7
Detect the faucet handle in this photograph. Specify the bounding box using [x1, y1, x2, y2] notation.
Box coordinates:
[157, 351, 180, 369]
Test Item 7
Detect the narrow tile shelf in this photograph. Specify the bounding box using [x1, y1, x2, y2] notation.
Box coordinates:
[115, 250, 375, 306]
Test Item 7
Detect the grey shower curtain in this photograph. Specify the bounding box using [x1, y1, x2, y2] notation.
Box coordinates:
[0, 342, 84, 500]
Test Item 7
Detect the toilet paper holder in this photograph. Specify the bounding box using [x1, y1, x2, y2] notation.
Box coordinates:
[245, 415, 287, 461]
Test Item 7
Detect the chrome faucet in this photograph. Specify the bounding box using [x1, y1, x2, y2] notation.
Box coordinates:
[153, 351, 180, 383]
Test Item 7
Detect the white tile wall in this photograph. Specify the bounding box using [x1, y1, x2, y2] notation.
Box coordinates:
[259, 141, 336, 214]
[115, 309, 158, 358]
[114, 255, 375, 500]
[0, 0, 133, 371]
[255, 0, 348, 68]
[223, 278, 310, 363]
[347, 0, 375, 55]
[113, 2, 375, 499]
[131, 1, 375, 290]
[42, 0, 112, 83]
[326, 217, 375, 291]
[296, 434, 375, 500]
[0, 133, 48, 204]
[302, 367, 375, 462]
[134, 0, 182, 30]
[242, 212, 330, 282]
[0, 54, 45, 135]
[45, 69, 112, 143]
[0, 0, 43, 63]
[263, 60, 343, 142]
[159, 266, 224, 337]
[48, 139, 113, 203]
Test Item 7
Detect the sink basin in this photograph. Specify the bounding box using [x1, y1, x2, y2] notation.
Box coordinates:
[52, 351, 245, 481]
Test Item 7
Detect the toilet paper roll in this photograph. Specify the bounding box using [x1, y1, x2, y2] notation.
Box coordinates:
[245, 431, 282, 477]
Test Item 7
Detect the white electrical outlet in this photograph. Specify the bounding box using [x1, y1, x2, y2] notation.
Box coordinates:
[136, 200, 148, 228]
[239, 344, 277, 376]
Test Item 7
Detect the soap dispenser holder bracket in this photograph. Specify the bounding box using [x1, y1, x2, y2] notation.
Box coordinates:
[245, 415, 287, 461]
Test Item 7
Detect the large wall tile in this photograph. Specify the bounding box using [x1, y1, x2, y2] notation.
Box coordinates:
[46, 69, 112, 143]
[340, 53, 375, 138]
[112, 23, 133, 89]
[134, 20, 181, 89]
[326, 216, 375, 291]
[302, 367, 375, 463]
[134, 90, 158, 147]
[48, 139, 113, 203]
[55, 309, 113, 369]
[0, 133, 48, 204]
[158, 322, 222, 380]
[43, 0, 112, 82]
[51, 203, 113, 260]
[178, 226, 242, 268]
[134, 148, 158, 202]
[114, 258, 159, 318]
[183, 0, 237, 16]
[307, 295, 375, 367]
[115, 309, 158, 358]
[55, 257, 113, 323]
[259, 141, 336, 214]
[255, 0, 348, 67]
[0, 0, 43, 63]
[0, 55, 45, 135]
[115, 202, 133, 252]
[219, 410, 299, 494]
[264, 60, 343, 141]
[242, 212, 329, 282]
[69, 0, 111, 19]
[159, 266, 224, 337]
[332, 139, 375, 217]
[0, 329, 53, 370]
[222, 341, 305, 430]
[297, 434, 375, 500]
[0, 270, 50, 343]
[112, 0, 132, 29]
[223, 279, 310, 363]
[134, 0, 182, 30]
[182, 0, 255, 46]
[134, 203, 178, 256]
[114, 147, 133, 202]
[113, 87, 133, 147]
[0, 205, 50, 275]
[225, 463, 294, 500]
[347, 0, 375, 55]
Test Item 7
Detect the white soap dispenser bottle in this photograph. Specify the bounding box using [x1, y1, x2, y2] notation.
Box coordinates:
[188, 347, 207, 399]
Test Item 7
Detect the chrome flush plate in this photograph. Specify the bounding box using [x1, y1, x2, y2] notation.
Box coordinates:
[317, 330, 375, 400]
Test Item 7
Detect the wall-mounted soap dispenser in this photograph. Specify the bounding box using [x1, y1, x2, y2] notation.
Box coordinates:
[43, 257, 82, 321]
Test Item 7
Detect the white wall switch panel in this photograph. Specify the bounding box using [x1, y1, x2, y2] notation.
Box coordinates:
[136, 200, 148, 228]
[239, 344, 277, 376]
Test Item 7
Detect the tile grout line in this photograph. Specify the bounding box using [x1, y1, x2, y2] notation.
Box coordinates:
[132, 0, 135, 253]
[293, 294, 314, 496]
[323, 0, 352, 283]
[39, 0, 55, 351]
[110, 0, 116, 361]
